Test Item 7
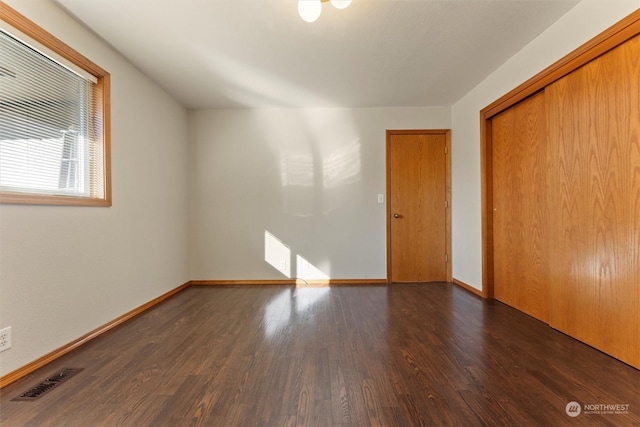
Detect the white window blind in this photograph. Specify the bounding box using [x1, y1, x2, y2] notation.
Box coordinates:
[0, 29, 104, 199]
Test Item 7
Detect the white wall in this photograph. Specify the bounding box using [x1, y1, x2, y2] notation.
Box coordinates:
[189, 107, 450, 280]
[450, 0, 640, 291]
[0, 0, 190, 376]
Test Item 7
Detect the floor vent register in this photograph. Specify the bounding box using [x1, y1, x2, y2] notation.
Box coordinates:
[12, 368, 84, 401]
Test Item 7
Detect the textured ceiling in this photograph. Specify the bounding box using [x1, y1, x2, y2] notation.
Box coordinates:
[55, 0, 580, 109]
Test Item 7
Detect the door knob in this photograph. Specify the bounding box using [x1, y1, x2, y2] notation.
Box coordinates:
[393, 213, 400, 218]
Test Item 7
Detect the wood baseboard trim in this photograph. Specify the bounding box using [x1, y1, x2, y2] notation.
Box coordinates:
[453, 278, 485, 298]
[189, 279, 388, 287]
[0, 282, 190, 389]
[189, 279, 296, 286]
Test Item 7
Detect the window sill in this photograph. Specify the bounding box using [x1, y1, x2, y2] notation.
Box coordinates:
[0, 192, 112, 207]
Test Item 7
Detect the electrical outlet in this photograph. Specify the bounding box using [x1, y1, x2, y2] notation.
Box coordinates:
[0, 327, 11, 352]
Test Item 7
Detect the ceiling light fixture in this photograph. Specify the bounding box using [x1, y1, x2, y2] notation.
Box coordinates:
[298, 0, 352, 23]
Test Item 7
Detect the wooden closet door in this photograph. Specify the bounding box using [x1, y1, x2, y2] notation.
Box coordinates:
[492, 91, 550, 323]
[546, 35, 640, 368]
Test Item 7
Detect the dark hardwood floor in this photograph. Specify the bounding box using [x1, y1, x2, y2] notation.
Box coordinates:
[1, 283, 638, 426]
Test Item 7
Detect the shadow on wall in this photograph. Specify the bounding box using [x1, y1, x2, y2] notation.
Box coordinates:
[256, 108, 368, 280]
[279, 137, 361, 217]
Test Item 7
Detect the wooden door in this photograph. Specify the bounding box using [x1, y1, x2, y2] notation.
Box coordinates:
[387, 131, 450, 283]
[491, 91, 550, 323]
[546, 35, 640, 368]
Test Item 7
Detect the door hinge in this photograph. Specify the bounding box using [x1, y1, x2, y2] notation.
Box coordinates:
[445, 254, 448, 263]
[444, 146, 448, 154]
[445, 200, 448, 208]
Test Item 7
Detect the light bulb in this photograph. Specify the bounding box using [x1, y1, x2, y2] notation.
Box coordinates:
[330, 0, 351, 10]
[298, 0, 322, 23]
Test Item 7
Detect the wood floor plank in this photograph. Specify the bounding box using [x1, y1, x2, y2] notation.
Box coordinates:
[1, 283, 638, 426]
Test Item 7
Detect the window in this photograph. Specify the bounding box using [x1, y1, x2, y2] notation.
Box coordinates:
[0, 3, 110, 206]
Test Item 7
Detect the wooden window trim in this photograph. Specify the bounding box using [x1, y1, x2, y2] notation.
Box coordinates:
[479, 9, 640, 298]
[0, 2, 111, 207]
